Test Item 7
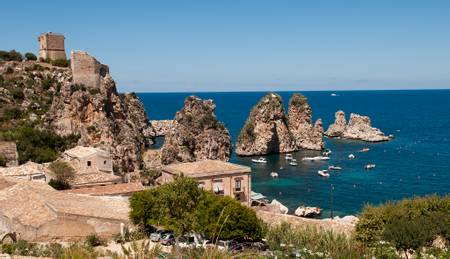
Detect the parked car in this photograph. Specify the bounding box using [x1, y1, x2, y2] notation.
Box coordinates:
[178, 235, 196, 248]
[160, 233, 175, 246]
[150, 230, 169, 242]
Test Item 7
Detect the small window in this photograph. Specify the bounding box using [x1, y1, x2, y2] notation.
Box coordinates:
[104, 160, 107, 165]
[235, 179, 241, 190]
[87, 161, 92, 166]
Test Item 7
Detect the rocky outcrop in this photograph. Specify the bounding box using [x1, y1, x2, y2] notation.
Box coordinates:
[342, 113, 390, 142]
[236, 93, 295, 156]
[150, 120, 176, 136]
[44, 52, 154, 173]
[325, 110, 346, 137]
[0, 141, 18, 167]
[161, 96, 231, 165]
[325, 111, 390, 142]
[288, 94, 324, 150]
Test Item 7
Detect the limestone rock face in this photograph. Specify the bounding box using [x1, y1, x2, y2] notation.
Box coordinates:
[287, 94, 324, 150]
[0, 141, 18, 167]
[45, 52, 154, 173]
[236, 93, 295, 156]
[325, 110, 347, 137]
[342, 113, 390, 142]
[150, 120, 176, 136]
[161, 96, 232, 165]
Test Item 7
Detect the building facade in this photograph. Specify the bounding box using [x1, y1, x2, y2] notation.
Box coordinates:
[160, 160, 252, 206]
[37, 32, 66, 61]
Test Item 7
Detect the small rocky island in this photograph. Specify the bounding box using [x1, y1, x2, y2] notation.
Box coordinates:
[236, 93, 324, 156]
[161, 96, 232, 164]
[325, 110, 391, 142]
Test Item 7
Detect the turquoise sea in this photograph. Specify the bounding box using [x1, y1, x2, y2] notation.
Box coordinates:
[138, 90, 450, 218]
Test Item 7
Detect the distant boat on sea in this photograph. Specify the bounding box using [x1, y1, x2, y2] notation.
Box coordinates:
[331, 93, 338, 96]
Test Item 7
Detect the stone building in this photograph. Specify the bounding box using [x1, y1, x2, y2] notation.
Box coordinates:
[159, 160, 252, 206]
[62, 146, 122, 188]
[0, 141, 18, 167]
[37, 32, 66, 60]
[0, 161, 49, 183]
[71, 51, 109, 88]
[0, 176, 129, 242]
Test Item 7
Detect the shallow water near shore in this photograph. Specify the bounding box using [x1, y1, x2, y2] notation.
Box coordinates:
[139, 90, 450, 218]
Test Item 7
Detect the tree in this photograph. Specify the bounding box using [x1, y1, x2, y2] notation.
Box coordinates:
[48, 161, 75, 189]
[0, 155, 6, 167]
[24, 53, 37, 61]
[129, 176, 203, 236]
[0, 50, 22, 61]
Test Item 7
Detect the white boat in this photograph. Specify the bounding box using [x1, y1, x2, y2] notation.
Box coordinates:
[322, 149, 332, 156]
[318, 170, 330, 177]
[331, 93, 338, 97]
[364, 164, 376, 170]
[359, 147, 370, 152]
[285, 154, 293, 160]
[289, 161, 298, 166]
[348, 154, 355, 159]
[291, 158, 297, 162]
[328, 165, 342, 170]
[270, 172, 279, 178]
[252, 157, 267, 163]
[302, 156, 330, 161]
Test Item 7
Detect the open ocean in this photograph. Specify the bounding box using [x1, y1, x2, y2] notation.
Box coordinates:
[138, 90, 450, 218]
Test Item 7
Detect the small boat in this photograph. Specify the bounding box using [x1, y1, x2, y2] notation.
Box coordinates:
[302, 156, 330, 161]
[348, 154, 355, 159]
[331, 93, 338, 97]
[279, 166, 284, 170]
[389, 134, 395, 139]
[359, 147, 370, 152]
[252, 157, 267, 163]
[289, 161, 298, 166]
[322, 149, 332, 156]
[364, 164, 376, 170]
[318, 170, 330, 177]
[328, 165, 342, 170]
[285, 154, 293, 160]
[291, 158, 297, 162]
[270, 172, 279, 178]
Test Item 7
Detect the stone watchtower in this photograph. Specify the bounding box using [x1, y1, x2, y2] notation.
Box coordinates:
[37, 32, 67, 60]
[71, 51, 109, 89]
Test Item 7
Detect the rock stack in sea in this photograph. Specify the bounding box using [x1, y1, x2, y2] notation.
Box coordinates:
[161, 96, 232, 164]
[235, 93, 296, 156]
[288, 94, 324, 150]
[325, 111, 391, 142]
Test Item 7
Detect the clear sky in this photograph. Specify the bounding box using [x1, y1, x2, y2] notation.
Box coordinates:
[1, 0, 449, 92]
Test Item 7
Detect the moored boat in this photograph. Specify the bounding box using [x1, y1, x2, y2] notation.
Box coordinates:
[348, 154, 355, 159]
[318, 170, 330, 177]
[289, 161, 298, 166]
[302, 156, 330, 161]
[364, 164, 376, 170]
[328, 165, 342, 170]
[252, 157, 267, 163]
[285, 154, 293, 160]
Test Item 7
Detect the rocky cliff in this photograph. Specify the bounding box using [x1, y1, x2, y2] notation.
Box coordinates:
[325, 111, 390, 142]
[236, 93, 295, 156]
[161, 96, 232, 164]
[0, 53, 155, 173]
[287, 94, 324, 150]
[150, 120, 176, 136]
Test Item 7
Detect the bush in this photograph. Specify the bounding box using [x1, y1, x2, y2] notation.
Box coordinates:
[355, 195, 450, 251]
[5, 66, 14, 74]
[129, 176, 263, 240]
[70, 84, 87, 94]
[85, 233, 104, 247]
[0, 155, 6, 167]
[48, 178, 71, 190]
[2, 107, 23, 120]
[0, 50, 22, 61]
[42, 77, 56, 90]
[10, 87, 24, 100]
[24, 52, 37, 61]
[49, 160, 75, 184]
[50, 59, 69, 67]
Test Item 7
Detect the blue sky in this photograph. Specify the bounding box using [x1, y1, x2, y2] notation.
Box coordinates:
[1, 0, 449, 92]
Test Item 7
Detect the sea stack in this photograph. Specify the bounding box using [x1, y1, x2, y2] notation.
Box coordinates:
[325, 110, 347, 137]
[287, 93, 324, 150]
[325, 111, 391, 142]
[161, 96, 232, 164]
[235, 93, 295, 156]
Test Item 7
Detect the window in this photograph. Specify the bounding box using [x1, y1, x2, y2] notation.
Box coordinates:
[234, 179, 242, 192]
[104, 160, 107, 165]
[213, 180, 224, 195]
[87, 161, 92, 166]
[198, 182, 205, 190]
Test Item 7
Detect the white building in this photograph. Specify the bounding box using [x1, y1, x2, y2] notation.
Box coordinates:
[62, 146, 113, 174]
[0, 161, 49, 182]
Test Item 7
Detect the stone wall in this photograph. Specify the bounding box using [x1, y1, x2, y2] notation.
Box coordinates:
[0, 141, 18, 167]
[71, 51, 109, 89]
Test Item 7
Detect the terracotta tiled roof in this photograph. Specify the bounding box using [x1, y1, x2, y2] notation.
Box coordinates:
[64, 146, 109, 158]
[70, 172, 122, 187]
[163, 160, 250, 178]
[0, 161, 47, 176]
[66, 182, 145, 196]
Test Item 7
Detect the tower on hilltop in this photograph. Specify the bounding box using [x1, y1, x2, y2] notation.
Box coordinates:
[37, 32, 67, 61]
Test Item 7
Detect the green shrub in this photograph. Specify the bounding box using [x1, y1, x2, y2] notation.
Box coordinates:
[85, 233, 104, 247]
[48, 178, 71, 190]
[70, 84, 87, 94]
[0, 155, 6, 167]
[88, 88, 101, 95]
[0, 50, 22, 61]
[10, 87, 24, 100]
[5, 66, 14, 74]
[41, 77, 56, 90]
[50, 59, 69, 67]
[49, 160, 75, 184]
[3, 107, 23, 120]
[24, 52, 37, 61]
[355, 195, 450, 250]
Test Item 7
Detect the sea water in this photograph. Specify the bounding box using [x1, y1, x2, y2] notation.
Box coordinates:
[139, 90, 450, 217]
